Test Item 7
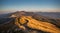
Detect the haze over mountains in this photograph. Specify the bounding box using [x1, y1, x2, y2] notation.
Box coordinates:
[0, 11, 60, 18]
[0, 11, 60, 33]
[35, 12, 60, 18]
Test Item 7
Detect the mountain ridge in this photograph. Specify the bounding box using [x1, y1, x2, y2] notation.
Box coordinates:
[0, 11, 60, 33]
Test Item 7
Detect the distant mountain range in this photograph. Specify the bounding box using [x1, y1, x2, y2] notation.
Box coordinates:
[0, 11, 60, 18]
[34, 12, 60, 18]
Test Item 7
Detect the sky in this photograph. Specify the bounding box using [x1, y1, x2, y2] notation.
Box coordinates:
[0, 0, 60, 13]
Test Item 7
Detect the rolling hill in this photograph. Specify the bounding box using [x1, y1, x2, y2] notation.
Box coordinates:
[0, 11, 60, 33]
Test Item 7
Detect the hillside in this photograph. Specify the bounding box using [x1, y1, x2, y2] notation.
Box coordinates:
[0, 11, 60, 33]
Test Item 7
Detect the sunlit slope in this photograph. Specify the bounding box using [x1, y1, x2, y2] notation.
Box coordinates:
[19, 16, 60, 33]
[15, 17, 26, 30]
[12, 11, 60, 28]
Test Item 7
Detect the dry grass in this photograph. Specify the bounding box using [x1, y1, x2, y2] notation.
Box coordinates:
[19, 16, 60, 33]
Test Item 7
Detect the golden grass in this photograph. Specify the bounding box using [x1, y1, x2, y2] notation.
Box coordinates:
[16, 16, 60, 33]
